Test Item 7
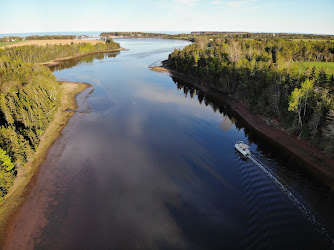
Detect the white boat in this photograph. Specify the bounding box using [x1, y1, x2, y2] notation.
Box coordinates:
[235, 141, 251, 157]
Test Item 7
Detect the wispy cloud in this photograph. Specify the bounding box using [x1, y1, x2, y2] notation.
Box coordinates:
[226, 0, 257, 8]
[155, 0, 198, 12]
[210, 0, 223, 5]
[210, 0, 258, 8]
[173, 0, 198, 7]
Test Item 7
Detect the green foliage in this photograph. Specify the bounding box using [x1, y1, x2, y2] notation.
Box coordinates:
[25, 35, 76, 40]
[101, 32, 167, 38]
[289, 87, 303, 126]
[167, 37, 334, 155]
[0, 40, 120, 64]
[0, 39, 120, 202]
[293, 61, 334, 76]
[323, 110, 334, 155]
[189, 32, 334, 41]
[289, 88, 303, 112]
[0, 56, 61, 200]
[0, 41, 21, 47]
[0, 148, 14, 171]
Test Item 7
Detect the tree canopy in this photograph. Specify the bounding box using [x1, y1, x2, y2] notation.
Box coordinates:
[0, 39, 120, 202]
[167, 37, 334, 155]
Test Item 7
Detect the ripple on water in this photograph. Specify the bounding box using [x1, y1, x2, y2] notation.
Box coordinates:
[236, 154, 334, 249]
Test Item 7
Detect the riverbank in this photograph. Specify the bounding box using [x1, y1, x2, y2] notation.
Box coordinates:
[151, 65, 334, 190]
[0, 81, 92, 247]
[41, 48, 124, 67]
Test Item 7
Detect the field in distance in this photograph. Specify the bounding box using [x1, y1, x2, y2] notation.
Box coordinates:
[293, 61, 334, 75]
[292, 39, 334, 43]
[2, 39, 104, 48]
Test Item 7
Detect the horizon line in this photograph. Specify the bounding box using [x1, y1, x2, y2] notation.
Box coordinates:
[1, 30, 334, 37]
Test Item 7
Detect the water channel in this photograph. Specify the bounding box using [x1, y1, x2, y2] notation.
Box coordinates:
[7, 39, 334, 249]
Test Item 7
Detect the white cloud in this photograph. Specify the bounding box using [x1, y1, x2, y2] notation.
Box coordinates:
[226, 0, 257, 8]
[156, 0, 198, 8]
[136, 85, 223, 121]
[174, 0, 198, 6]
[209, 0, 258, 8]
[210, 0, 223, 5]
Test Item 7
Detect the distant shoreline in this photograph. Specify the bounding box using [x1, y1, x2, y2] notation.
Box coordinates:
[3, 39, 105, 48]
[1, 38, 185, 70]
[2, 39, 124, 67]
[151, 65, 334, 190]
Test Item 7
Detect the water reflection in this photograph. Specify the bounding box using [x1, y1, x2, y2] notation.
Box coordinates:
[49, 52, 119, 72]
[8, 39, 333, 249]
[169, 76, 319, 178]
[219, 116, 234, 132]
[168, 76, 334, 239]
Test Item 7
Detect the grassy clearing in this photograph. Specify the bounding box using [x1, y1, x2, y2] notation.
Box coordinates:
[292, 39, 334, 43]
[0, 41, 22, 47]
[293, 61, 334, 75]
[0, 82, 90, 247]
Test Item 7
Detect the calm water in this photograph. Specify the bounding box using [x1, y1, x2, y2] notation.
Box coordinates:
[10, 39, 334, 249]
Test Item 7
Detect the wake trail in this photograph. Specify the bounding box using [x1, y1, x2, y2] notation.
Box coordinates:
[248, 154, 334, 246]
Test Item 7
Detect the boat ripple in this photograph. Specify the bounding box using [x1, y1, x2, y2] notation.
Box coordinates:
[237, 153, 334, 248]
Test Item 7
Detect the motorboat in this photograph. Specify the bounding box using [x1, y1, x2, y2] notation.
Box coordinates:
[235, 141, 251, 157]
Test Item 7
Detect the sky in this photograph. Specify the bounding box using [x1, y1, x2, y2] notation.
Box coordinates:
[1, 0, 334, 35]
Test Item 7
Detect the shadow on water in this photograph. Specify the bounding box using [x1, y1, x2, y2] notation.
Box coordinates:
[30, 40, 334, 249]
[169, 76, 334, 241]
[170, 76, 327, 187]
[49, 52, 119, 72]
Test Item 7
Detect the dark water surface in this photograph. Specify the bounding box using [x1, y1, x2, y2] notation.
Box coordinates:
[13, 39, 334, 249]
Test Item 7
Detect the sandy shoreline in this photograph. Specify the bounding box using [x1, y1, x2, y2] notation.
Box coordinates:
[0, 81, 93, 247]
[151, 66, 334, 190]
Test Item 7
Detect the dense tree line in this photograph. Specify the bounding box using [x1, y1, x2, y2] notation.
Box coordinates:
[0, 39, 120, 202]
[167, 37, 334, 155]
[100, 31, 334, 42]
[0, 56, 62, 201]
[0, 36, 23, 43]
[0, 35, 91, 43]
[100, 32, 193, 41]
[0, 39, 120, 64]
[190, 32, 334, 40]
[101, 32, 166, 38]
[25, 35, 77, 40]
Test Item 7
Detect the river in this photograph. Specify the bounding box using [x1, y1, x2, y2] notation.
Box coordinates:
[6, 39, 334, 249]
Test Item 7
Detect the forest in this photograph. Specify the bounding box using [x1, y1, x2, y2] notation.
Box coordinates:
[0, 39, 120, 64]
[167, 37, 334, 156]
[0, 39, 120, 202]
[0, 35, 84, 43]
[24, 35, 77, 40]
[100, 32, 194, 40]
[0, 56, 61, 202]
[100, 31, 334, 42]
[100, 32, 173, 38]
[190, 32, 334, 41]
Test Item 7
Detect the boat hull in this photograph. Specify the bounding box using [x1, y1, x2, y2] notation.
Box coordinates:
[235, 141, 251, 157]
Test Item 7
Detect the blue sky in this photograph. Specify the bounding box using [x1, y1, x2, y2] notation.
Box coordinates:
[1, 0, 334, 35]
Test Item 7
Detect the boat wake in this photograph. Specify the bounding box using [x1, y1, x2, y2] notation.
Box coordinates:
[248, 154, 334, 246]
